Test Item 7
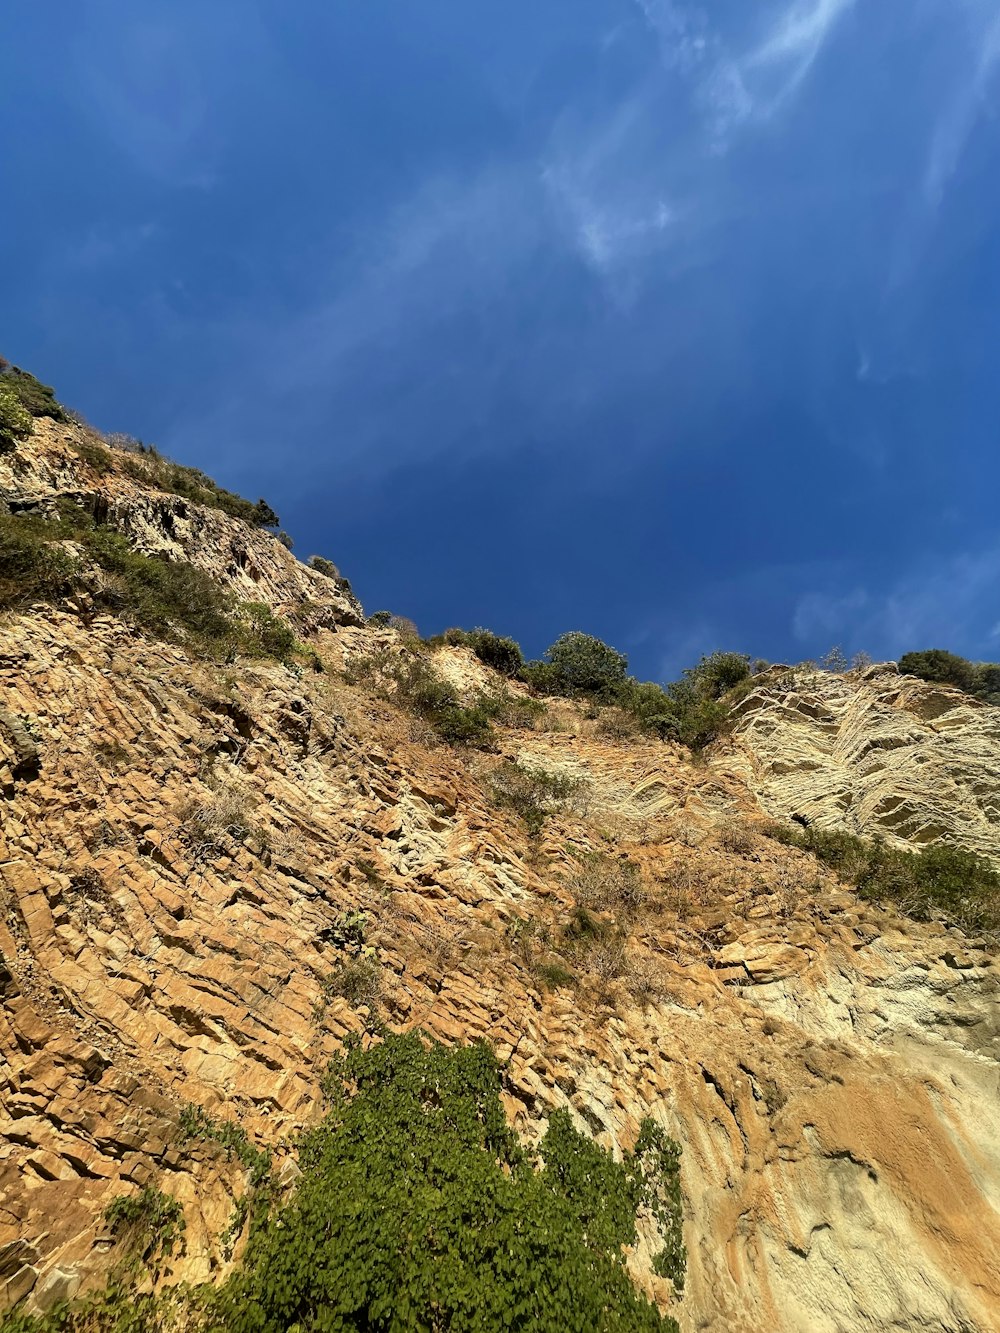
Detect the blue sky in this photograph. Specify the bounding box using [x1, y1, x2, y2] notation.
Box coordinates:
[3, 1, 1000, 680]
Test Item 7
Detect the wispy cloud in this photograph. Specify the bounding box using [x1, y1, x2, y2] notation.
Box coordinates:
[923, 8, 1000, 207]
[793, 546, 1000, 658]
[745, 0, 855, 106]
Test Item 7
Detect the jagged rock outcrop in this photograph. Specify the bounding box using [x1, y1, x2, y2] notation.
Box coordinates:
[2, 427, 999, 1331]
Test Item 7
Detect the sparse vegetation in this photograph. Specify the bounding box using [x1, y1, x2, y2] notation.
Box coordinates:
[177, 784, 257, 860]
[178, 1104, 272, 1189]
[764, 820, 1000, 930]
[488, 759, 586, 835]
[318, 956, 382, 1014]
[117, 445, 280, 528]
[104, 1187, 185, 1266]
[348, 646, 500, 747]
[566, 851, 646, 918]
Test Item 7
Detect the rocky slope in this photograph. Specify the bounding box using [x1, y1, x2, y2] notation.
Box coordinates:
[2, 421, 999, 1331]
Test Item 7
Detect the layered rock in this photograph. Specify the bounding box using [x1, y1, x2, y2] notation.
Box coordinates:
[725, 663, 1000, 860]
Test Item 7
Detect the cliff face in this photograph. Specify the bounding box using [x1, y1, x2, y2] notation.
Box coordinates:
[2, 423, 999, 1332]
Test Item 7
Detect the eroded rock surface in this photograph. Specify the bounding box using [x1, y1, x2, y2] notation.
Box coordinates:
[725, 663, 1000, 859]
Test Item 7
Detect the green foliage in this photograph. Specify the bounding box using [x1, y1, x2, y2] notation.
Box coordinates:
[488, 760, 584, 836]
[765, 821, 1000, 931]
[391, 655, 497, 747]
[310, 556, 341, 580]
[0, 362, 67, 420]
[367, 609, 393, 627]
[178, 1104, 272, 1189]
[433, 627, 525, 677]
[0, 510, 76, 606]
[898, 649, 1000, 704]
[519, 630, 752, 752]
[0, 382, 34, 453]
[104, 1187, 185, 1267]
[9, 1038, 684, 1332]
[232, 602, 296, 660]
[658, 652, 753, 751]
[219, 1031, 683, 1332]
[540, 631, 629, 697]
[70, 437, 116, 475]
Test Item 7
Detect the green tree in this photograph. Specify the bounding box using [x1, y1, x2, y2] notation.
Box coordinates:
[220, 1032, 684, 1333]
[543, 631, 629, 697]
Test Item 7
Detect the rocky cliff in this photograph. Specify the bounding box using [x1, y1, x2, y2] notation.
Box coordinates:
[2, 421, 999, 1331]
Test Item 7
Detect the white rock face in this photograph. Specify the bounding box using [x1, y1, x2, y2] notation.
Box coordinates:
[725, 663, 1000, 860]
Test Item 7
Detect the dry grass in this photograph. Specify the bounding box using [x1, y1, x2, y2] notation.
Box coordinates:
[177, 782, 257, 860]
[717, 818, 757, 856]
[565, 851, 646, 919]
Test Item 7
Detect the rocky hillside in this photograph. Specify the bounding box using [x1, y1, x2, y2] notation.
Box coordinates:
[2, 419, 999, 1331]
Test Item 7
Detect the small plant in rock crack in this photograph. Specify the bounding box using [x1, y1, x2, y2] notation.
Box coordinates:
[176, 784, 258, 861]
[314, 909, 383, 1022]
[104, 1187, 185, 1271]
[354, 856, 390, 895]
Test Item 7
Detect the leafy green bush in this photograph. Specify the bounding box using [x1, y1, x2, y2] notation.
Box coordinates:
[0, 361, 67, 421]
[310, 555, 341, 579]
[537, 631, 629, 697]
[657, 652, 753, 750]
[0, 383, 34, 453]
[432, 627, 525, 676]
[9, 1036, 685, 1332]
[233, 602, 296, 660]
[765, 821, 1000, 930]
[219, 1031, 684, 1332]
